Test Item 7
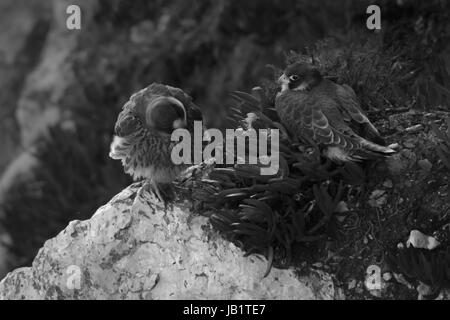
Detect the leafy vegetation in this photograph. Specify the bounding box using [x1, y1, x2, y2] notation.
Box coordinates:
[387, 246, 450, 296]
[184, 0, 450, 293]
[181, 87, 366, 273]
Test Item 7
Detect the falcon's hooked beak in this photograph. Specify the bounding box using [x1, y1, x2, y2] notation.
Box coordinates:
[277, 74, 290, 92]
[172, 118, 185, 129]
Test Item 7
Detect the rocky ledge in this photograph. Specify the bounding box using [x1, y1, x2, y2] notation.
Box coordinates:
[0, 184, 342, 300]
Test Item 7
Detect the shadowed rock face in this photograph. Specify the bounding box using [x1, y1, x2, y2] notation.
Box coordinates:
[0, 0, 96, 279]
[0, 184, 342, 300]
[0, 0, 51, 173]
[0, 0, 52, 281]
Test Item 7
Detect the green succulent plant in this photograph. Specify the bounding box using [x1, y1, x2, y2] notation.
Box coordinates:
[182, 82, 359, 275]
[387, 246, 450, 297]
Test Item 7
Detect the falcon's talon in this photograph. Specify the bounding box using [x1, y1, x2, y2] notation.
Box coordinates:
[143, 181, 175, 206]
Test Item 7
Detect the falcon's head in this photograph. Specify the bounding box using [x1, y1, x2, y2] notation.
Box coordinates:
[110, 84, 197, 180]
[278, 63, 322, 92]
[115, 87, 188, 138]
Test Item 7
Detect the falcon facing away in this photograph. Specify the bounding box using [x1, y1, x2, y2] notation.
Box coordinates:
[109, 83, 203, 202]
[275, 62, 396, 162]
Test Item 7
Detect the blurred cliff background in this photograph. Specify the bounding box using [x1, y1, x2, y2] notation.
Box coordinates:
[0, 0, 448, 279]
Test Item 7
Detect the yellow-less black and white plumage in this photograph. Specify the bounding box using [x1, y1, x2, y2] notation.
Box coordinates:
[275, 63, 396, 162]
[110, 83, 202, 201]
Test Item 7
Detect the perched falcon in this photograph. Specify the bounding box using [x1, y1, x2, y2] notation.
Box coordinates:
[109, 83, 203, 202]
[275, 62, 396, 162]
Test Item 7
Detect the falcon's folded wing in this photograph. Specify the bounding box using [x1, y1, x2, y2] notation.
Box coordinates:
[334, 84, 385, 145]
[295, 96, 362, 152]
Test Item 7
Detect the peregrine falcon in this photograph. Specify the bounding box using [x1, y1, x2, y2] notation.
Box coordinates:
[109, 83, 203, 202]
[275, 62, 396, 162]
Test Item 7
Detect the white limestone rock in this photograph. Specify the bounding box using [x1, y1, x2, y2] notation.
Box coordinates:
[0, 185, 342, 300]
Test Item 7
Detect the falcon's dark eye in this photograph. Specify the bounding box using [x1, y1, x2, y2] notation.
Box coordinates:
[289, 75, 299, 81]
